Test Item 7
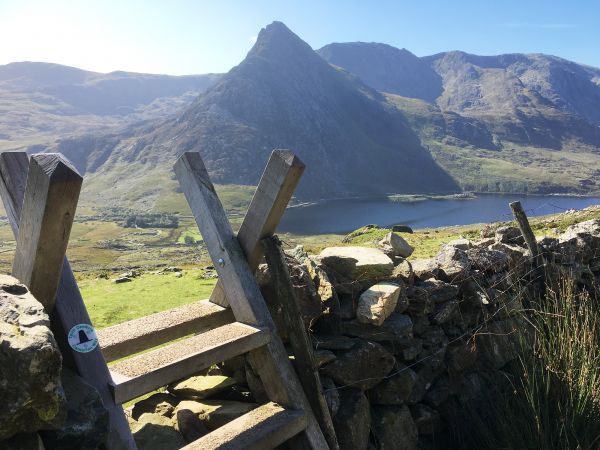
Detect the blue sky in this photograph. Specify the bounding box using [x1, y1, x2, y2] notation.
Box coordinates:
[0, 0, 598, 75]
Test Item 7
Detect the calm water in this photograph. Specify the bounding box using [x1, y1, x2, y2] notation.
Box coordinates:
[279, 194, 600, 234]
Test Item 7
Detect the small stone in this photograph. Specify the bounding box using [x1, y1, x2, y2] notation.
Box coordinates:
[114, 276, 132, 284]
[356, 282, 402, 326]
[168, 375, 237, 400]
[379, 232, 414, 258]
[392, 225, 414, 234]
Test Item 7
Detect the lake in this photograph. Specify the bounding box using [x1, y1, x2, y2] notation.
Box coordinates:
[279, 194, 600, 235]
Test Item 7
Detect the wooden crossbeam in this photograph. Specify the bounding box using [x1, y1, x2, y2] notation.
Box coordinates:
[175, 152, 328, 450]
[12, 154, 82, 311]
[262, 236, 339, 450]
[210, 149, 305, 307]
[0, 152, 136, 450]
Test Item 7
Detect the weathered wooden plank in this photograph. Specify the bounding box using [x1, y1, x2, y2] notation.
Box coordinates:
[175, 152, 328, 450]
[109, 322, 270, 404]
[0, 151, 136, 450]
[510, 201, 541, 264]
[262, 236, 339, 450]
[98, 299, 234, 362]
[183, 402, 307, 450]
[210, 149, 305, 307]
[12, 154, 82, 311]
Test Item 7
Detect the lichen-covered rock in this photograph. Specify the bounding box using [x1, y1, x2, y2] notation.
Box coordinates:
[333, 389, 370, 450]
[319, 247, 393, 281]
[371, 405, 417, 450]
[368, 363, 417, 405]
[356, 282, 402, 326]
[320, 339, 395, 390]
[392, 259, 414, 284]
[39, 368, 109, 450]
[0, 275, 65, 440]
[379, 232, 414, 258]
[435, 245, 471, 282]
[168, 375, 237, 400]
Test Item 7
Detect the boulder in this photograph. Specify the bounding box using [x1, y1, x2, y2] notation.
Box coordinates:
[332, 389, 370, 450]
[168, 375, 237, 400]
[0, 275, 65, 440]
[371, 405, 418, 450]
[132, 413, 185, 450]
[320, 339, 395, 390]
[410, 258, 439, 281]
[368, 363, 417, 405]
[392, 225, 414, 234]
[356, 282, 402, 326]
[435, 245, 471, 282]
[379, 232, 414, 258]
[392, 259, 414, 284]
[466, 248, 510, 272]
[446, 238, 472, 250]
[495, 226, 525, 246]
[39, 368, 109, 450]
[319, 247, 393, 281]
[476, 317, 523, 369]
[131, 393, 179, 420]
[172, 400, 257, 430]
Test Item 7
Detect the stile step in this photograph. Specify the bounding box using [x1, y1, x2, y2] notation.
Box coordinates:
[98, 300, 234, 362]
[182, 402, 307, 450]
[109, 322, 269, 404]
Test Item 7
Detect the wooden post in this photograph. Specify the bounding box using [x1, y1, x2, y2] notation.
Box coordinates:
[509, 201, 541, 265]
[0, 152, 136, 450]
[210, 149, 305, 307]
[262, 236, 339, 450]
[12, 154, 82, 311]
[175, 152, 328, 450]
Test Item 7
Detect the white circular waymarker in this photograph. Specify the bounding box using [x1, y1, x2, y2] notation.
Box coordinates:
[68, 324, 99, 353]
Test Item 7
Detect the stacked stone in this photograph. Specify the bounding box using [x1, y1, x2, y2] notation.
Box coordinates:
[123, 219, 600, 450]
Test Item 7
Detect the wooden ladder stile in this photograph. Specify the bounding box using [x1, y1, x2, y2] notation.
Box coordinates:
[0, 149, 331, 450]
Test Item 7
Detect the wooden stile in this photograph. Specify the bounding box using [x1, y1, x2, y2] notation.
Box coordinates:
[12, 154, 82, 311]
[210, 149, 305, 307]
[175, 151, 328, 450]
[0, 152, 136, 450]
[262, 235, 339, 450]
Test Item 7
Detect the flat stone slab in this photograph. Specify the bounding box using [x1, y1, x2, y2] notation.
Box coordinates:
[319, 247, 393, 280]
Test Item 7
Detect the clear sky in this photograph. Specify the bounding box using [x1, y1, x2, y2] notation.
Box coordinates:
[1, 0, 598, 75]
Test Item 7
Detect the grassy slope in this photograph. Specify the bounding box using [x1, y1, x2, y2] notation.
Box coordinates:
[386, 94, 600, 195]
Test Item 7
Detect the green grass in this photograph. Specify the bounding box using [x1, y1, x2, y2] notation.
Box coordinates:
[456, 278, 600, 449]
[77, 269, 217, 329]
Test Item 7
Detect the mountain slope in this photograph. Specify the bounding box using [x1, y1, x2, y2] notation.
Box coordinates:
[55, 21, 458, 207]
[318, 42, 442, 102]
[0, 62, 221, 150]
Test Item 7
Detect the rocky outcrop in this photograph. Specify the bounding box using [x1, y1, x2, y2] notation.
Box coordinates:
[0, 275, 65, 440]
